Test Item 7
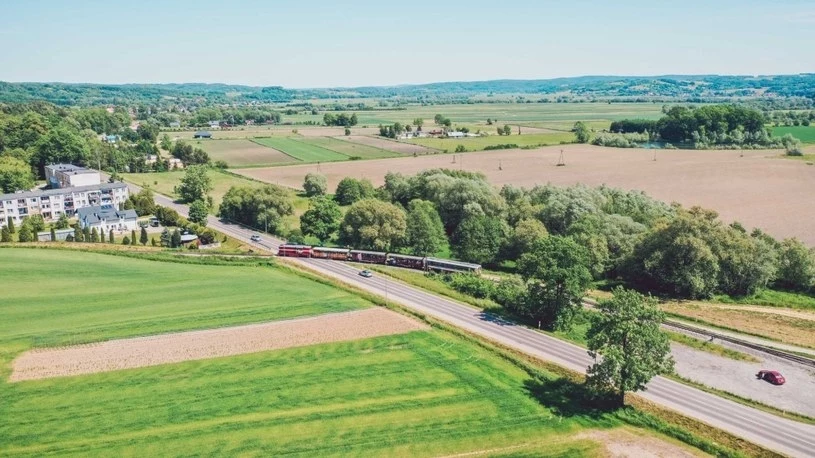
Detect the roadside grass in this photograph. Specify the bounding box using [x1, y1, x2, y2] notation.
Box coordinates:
[665, 331, 759, 362]
[252, 137, 348, 162]
[772, 126, 815, 143]
[712, 289, 815, 311]
[195, 138, 298, 167]
[407, 132, 575, 151]
[301, 136, 399, 159]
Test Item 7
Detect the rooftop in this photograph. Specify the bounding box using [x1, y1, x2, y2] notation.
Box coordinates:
[76, 205, 138, 225]
[45, 163, 98, 176]
[0, 182, 128, 202]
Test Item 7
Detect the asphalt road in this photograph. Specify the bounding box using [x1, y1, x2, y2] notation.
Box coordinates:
[143, 186, 815, 457]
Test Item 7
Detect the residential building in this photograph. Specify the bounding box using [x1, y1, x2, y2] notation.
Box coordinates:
[77, 205, 138, 233]
[193, 130, 212, 139]
[0, 182, 130, 229]
[45, 164, 101, 189]
[169, 121, 181, 128]
[208, 120, 221, 129]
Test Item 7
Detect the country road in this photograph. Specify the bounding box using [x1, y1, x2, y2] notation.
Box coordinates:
[139, 183, 815, 457]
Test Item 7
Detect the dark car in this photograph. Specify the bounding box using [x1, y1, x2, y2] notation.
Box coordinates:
[359, 270, 373, 278]
[756, 370, 786, 385]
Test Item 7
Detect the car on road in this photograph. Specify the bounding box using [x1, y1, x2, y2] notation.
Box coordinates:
[250, 234, 262, 242]
[756, 370, 786, 385]
[359, 270, 373, 278]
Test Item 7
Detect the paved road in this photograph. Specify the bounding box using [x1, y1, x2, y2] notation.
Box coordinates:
[140, 184, 815, 457]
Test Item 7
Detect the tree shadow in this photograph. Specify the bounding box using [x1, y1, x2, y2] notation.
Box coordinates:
[523, 377, 619, 420]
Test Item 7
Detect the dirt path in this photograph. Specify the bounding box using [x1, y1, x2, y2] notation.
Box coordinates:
[702, 304, 815, 321]
[10, 308, 427, 382]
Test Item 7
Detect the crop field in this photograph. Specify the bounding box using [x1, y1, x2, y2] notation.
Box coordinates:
[252, 137, 349, 162]
[168, 126, 383, 140]
[407, 132, 575, 151]
[298, 136, 398, 159]
[196, 139, 296, 166]
[772, 126, 815, 143]
[344, 135, 436, 154]
[236, 144, 815, 246]
[0, 248, 705, 456]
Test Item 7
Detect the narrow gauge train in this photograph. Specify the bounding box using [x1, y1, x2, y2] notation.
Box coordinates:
[277, 244, 482, 274]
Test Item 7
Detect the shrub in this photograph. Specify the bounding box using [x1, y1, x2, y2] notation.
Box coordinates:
[447, 273, 496, 299]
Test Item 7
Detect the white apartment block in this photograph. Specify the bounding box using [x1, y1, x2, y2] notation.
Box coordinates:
[45, 163, 102, 189]
[0, 182, 130, 228]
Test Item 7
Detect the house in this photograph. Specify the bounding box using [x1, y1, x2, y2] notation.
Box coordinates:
[208, 120, 221, 129]
[446, 131, 466, 138]
[169, 121, 181, 128]
[193, 130, 212, 139]
[102, 134, 119, 144]
[76, 205, 138, 233]
[168, 158, 184, 169]
[45, 164, 101, 189]
[0, 182, 130, 229]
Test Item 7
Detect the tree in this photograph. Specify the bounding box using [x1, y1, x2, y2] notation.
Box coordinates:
[218, 184, 293, 233]
[573, 121, 590, 143]
[55, 213, 70, 229]
[345, 128, 351, 136]
[160, 133, 172, 151]
[776, 238, 815, 291]
[516, 236, 593, 330]
[300, 197, 341, 244]
[586, 287, 674, 406]
[413, 118, 423, 131]
[405, 199, 447, 256]
[188, 200, 209, 226]
[140, 227, 148, 246]
[334, 177, 375, 206]
[1, 225, 11, 242]
[450, 214, 507, 265]
[74, 225, 83, 242]
[505, 218, 548, 260]
[127, 189, 156, 216]
[339, 199, 407, 251]
[122, 235, 130, 245]
[6, 217, 15, 234]
[83, 226, 91, 242]
[303, 173, 328, 197]
[160, 228, 171, 247]
[171, 229, 182, 248]
[49, 226, 56, 242]
[109, 229, 114, 244]
[502, 125, 512, 136]
[174, 165, 213, 203]
[17, 224, 34, 242]
[131, 229, 137, 245]
[90, 227, 99, 243]
[0, 156, 35, 193]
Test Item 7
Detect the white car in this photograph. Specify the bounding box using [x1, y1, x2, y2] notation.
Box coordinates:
[250, 234, 262, 242]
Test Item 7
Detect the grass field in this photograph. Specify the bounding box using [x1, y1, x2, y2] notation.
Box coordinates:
[407, 132, 575, 151]
[0, 248, 712, 457]
[195, 139, 297, 166]
[301, 136, 399, 159]
[252, 137, 349, 162]
[772, 126, 815, 144]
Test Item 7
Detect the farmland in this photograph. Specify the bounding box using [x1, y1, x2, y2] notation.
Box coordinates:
[773, 126, 815, 144]
[408, 132, 575, 151]
[0, 248, 708, 456]
[252, 137, 349, 162]
[236, 143, 815, 246]
[297, 136, 398, 159]
[195, 139, 296, 166]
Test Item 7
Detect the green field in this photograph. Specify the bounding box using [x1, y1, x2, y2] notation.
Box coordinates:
[407, 132, 575, 151]
[772, 126, 815, 144]
[196, 139, 298, 166]
[300, 136, 399, 159]
[252, 137, 349, 162]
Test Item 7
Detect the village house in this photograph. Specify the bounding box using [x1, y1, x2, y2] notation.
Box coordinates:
[76, 205, 138, 233]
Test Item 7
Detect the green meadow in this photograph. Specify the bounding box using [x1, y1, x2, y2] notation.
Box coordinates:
[252, 137, 349, 162]
[772, 126, 815, 143]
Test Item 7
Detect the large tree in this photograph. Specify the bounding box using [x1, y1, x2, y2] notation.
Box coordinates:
[450, 214, 507, 265]
[302, 173, 327, 197]
[218, 184, 293, 234]
[405, 199, 447, 256]
[776, 238, 815, 291]
[586, 287, 674, 406]
[573, 121, 590, 143]
[174, 165, 213, 203]
[334, 177, 375, 206]
[339, 199, 406, 251]
[188, 199, 209, 226]
[300, 197, 341, 244]
[0, 156, 35, 193]
[516, 236, 593, 330]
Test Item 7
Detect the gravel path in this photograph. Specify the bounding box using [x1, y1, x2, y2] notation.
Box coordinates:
[672, 341, 815, 417]
[10, 308, 427, 382]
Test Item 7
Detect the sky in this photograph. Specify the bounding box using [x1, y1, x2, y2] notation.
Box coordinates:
[1, 0, 813, 88]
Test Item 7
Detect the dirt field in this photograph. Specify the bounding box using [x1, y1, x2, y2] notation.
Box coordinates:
[343, 135, 437, 154]
[10, 308, 427, 382]
[577, 428, 709, 458]
[234, 144, 815, 245]
[197, 139, 295, 166]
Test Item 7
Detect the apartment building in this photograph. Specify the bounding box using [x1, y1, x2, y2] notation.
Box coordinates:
[0, 182, 130, 228]
[45, 163, 102, 189]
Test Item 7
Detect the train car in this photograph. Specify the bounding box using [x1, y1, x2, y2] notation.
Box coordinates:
[426, 257, 482, 274]
[349, 249, 388, 264]
[387, 253, 426, 270]
[311, 246, 351, 260]
[277, 244, 313, 258]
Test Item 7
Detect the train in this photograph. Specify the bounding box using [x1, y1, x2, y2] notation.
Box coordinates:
[277, 244, 482, 274]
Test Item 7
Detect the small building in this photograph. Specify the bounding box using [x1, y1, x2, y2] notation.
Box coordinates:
[103, 134, 119, 144]
[45, 164, 101, 189]
[193, 130, 212, 139]
[208, 120, 221, 129]
[37, 228, 75, 242]
[76, 205, 138, 233]
[169, 121, 181, 128]
[446, 131, 466, 138]
[168, 158, 184, 169]
[180, 233, 198, 243]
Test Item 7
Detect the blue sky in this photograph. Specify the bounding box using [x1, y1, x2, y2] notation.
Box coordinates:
[1, 0, 813, 88]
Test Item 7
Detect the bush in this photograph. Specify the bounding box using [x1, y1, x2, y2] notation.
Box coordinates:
[483, 144, 518, 151]
[447, 273, 495, 299]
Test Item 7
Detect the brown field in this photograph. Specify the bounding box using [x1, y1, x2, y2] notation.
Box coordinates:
[344, 135, 437, 154]
[196, 139, 295, 166]
[10, 308, 427, 382]
[235, 144, 815, 245]
[662, 302, 815, 349]
[170, 126, 380, 140]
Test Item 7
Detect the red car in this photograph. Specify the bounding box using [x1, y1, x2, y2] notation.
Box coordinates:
[756, 370, 786, 385]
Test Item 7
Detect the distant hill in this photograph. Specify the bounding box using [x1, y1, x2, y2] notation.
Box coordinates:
[1, 74, 813, 106]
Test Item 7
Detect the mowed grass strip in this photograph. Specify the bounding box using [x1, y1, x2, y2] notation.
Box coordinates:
[407, 132, 575, 151]
[0, 248, 370, 350]
[252, 137, 349, 162]
[1, 330, 606, 457]
[303, 136, 399, 159]
[196, 139, 298, 166]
